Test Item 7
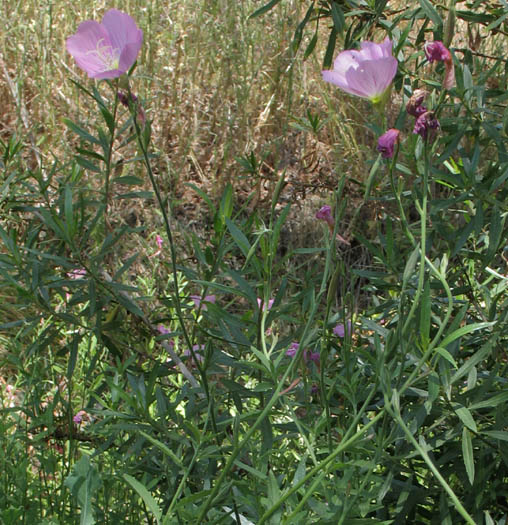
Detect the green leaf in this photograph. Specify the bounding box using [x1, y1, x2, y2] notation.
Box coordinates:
[330, 2, 345, 33]
[138, 431, 183, 467]
[123, 474, 162, 524]
[63, 118, 101, 146]
[249, 0, 282, 19]
[64, 456, 101, 525]
[481, 430, 508, 442]
[418, 0, 443, 28]
[440, 322, 493, 348]
[453, 404, 477, 432]
[462, 427, 474, 485]
[469, 390, 508, 410]
[225, 217, 252, 258]
[434, 347, 458, 368]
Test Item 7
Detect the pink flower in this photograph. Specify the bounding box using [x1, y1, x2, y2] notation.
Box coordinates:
[156, 235, 163, 249]
[406, 89, 428, 117]
[257, 298, 274, 312]
[73, 410, 87, 424]
[305, 351, 320, 364]
[424, 41, 455, 90]
[190, 295, 216, 311]
[377, 129, 400, 159]
[66, 9, 143, 79]
[67, 268, 86, 280]
[424, 41, 451, 63]
[322, 38, 397, 104]
[315, 205, 334, 227]
[333, 321, 351, 338]
[286, 342, 299, 357]
[184, 344, 205, 364]
[413, 111, 440, 140]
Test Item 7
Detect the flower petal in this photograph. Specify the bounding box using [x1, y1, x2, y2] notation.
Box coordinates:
[102, 9, 143, 72]
[66, 21, 113, 77]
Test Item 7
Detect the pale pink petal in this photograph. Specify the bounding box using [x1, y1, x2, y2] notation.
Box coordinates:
[66, 21, 112, 77]
[102, 9, 143, 53]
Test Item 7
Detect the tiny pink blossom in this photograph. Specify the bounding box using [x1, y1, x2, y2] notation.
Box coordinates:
[190, 295, 216, 311]
[333, 324, 345, 338]
[156, 235, 163, 249]
[413, 111, 440, 140]
[305, 351, 320, 364]
[73, 410, 87, 424]
[315, 205, 334, 227]
[257, 298, 274, 312]
[67, 268, 86, 280]
[334, 321, 351, 338]
[184, 344, 205, 363]
[286, 342, 299, 357]
[322, 38, 398, 104]
[377, 129, 400, 159]
[66, 9, 143, 79]
[424, 41, 451, 63]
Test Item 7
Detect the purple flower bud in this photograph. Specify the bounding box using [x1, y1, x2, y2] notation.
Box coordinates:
[315, 205, 334, 227]
[413, 111, 440, 140]
[406, 89, 428, 117]
[377, 129, 400, 159]
[424, 41, 451, 63]
[306, 351, 320, 364]
[286, 342, 299, 358]
[190, 295, 216, 311]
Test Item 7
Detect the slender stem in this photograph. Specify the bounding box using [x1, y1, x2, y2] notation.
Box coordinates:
[384, 397, 476, 525]
[104, 79, 119, 221]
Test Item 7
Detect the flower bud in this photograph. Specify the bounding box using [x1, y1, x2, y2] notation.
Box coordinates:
[406, 89, 428, 117]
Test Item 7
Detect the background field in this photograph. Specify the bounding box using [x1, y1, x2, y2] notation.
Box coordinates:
[1, 0, 508, 523]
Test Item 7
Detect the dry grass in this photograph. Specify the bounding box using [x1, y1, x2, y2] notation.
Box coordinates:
[0, 0, 367, 207]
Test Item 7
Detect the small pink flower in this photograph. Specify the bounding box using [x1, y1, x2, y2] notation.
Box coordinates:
[305, 351, 320, 364]
[67, 268, 86, 280]
[322, 38, 398, 104]
[333, 321, 352, 337]
[184, 344, 205, 364]
[257, 298, 274, 312]
[424, 41, 455, 90]
[73, 410, 87, 424]
[406, 89, 428, 117]
[157, 325, 170, 335]
[377, 129, 400, 159]
[286, 342, 299, 357]
[413, 111, 440, 140]
[66, 9, 143, 79]
[315, 205, 334, 227]
[424, 41, 451, 63]
[190, 295, 216, 311]
[156, 235, 163, 249]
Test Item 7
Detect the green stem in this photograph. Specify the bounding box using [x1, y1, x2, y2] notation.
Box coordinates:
[384, 396, 476, 525]
[104, 79, 119, 221]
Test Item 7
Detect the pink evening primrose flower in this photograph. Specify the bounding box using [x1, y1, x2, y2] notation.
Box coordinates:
[156, 235, 163, 250]
[190, 295, 216, 311]
[322, 38, 398, 104]
[377, 129, 400, 159]
[66, 9, 143, 79]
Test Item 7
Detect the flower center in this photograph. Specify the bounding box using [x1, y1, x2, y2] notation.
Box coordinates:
[86, 38, 120, 71]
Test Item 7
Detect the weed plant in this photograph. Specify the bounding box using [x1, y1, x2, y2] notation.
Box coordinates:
[1, 1, 508, 524]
